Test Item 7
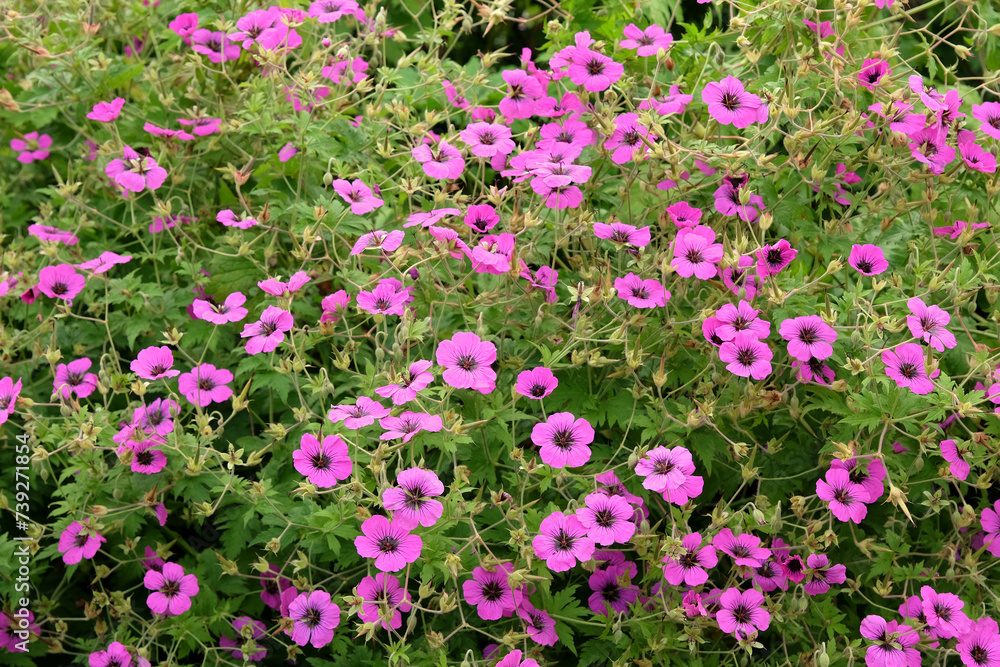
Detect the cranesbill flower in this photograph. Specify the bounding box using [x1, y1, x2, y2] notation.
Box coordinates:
[321, 56, 368, 84]
[328, 396, 390, 429]
[910, 74, 946, 111]
[53, 358, 98, 400]
[958, 130, 998, 173]
[816, 468, 868, 523]
[11, 132, 52, 163]
[714, 173, 766, 222]
[379, 411, 443, 442]
[576, 493, 636, 545]
[714, 529, 771, 567]
[940, 439, 971, 481]
[460, 123, 515, 158]
[499, 69, 544, 119]
[619, 23, 673, 56]
[29, 224, 78, 246]
[722, 256, 760, 300]
[604, 113, 652, 164]
[717, 588, 770, 637]
[134, 398, 178, 437]
[88, 642, 132, 667]
[217, 209, 257, 229]
[663, 533, 717, 586]
[219, 617, 267, 661]
[908, 124, 955, 174]
[241, 306, 293, 354]
[635, 446, 694, 492]
[131, 346, 180, 380]
[293, 433, 351, 487]
[858, 59, 891, 90]
[375, 360, 433, 405]
[332, 178, 384, 214]
[614, 273, 668, 309]
[106, 145, 168, 192]
[830, 458, 886, 503]
[412, 141, 465, 180]
[58, 520, 105, 565]
[259, 565, 292, 609]
[672, 225, 723, 279]
[538, 117, 594, 150]
[756, 239, 798, 278]
[460, 205, 499, 233]
[87, 98, 125, 122]
[516, 598, 557, 647]
[193, 292, 248, 324]
[702, 76, 767, 128]
[467, 233, 515, 274]
[719, 332, 773, 380]
[588, 564, 639, 616]
[957, 617, 1000, 667]
[568, 49, 623, 92]
[288, 590, 340, 648]
[464, 563, 521, 620]
[883, 343, 934, 394]
[748, 560, 787, 592]
[779, 315, 836, 360]
[715, 300, 770, 342]
[973, 102, 1000, 140]
[532, 511, 594, 572]
[309, 0, 359, 22]
[860, 616, 921, 667]
[515, 367, 558, 399]
[144, 562, 198, 616]
[532, 412, 594, 468]
[350, 230, 404, 256]
[849, 244, 889, 276]
[144, 122, 194, 141]
[39, 264, 86, 301]
[436, 331, 497, 393]
[320, 290, 351, 324]
[357, 278, 413, 316]
[405, 207, 460, 228]
[666, 201, 702, 228]
[177, 116, 222, 137]
[382, 468, 444, 529]
[358, 573, 412, 631]
[803, 553, 846, 595]
[920, 586, 971, 639]
[130, 440, 168, 474]
[177, 364, 233, 407]
[906, 297, 956, 351]
[354, 515, 422, 572]
[77, 251, 132, 274]
[593, 222, 651, 248]
[496, 649, 540, 667]
[933, 219, 990, 239]
[190, 29, 241, 63]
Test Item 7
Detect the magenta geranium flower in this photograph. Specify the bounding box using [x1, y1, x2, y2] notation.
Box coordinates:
[327, 396, 390, 429]
[134, 398, 179, 437]
[714, 300, 770, 341]
[258, 271, 311, 297]
[193, 292, 248, 324]
[88, 642, 132, 667]
[11, 132, 52, 163]
[288, 590, 340, 648]
[87, 98, 125, 122]
[241, 306, 293, 354]
[748, 560, 787, 593]
[906, 297, 956, 351]
[499, 69, 544, 119]
[662, 532, 717, 586]
[973, 102, 1000, 140]
[714, 173, 766, 223]
[130, 346, 180, 380]
[604, 113, 652, 164]
[355, 515, 422, 572]
[958, 130, 997, 173]
[177, 364, 233, 407]
[722, 256, 760, 300]
[940, 439, 971, 480]
[719, 331, 773, 380]
[576, 493, 636, 545]
[38, 264, 86, 301]
[672, 225, 723, 279]
[532, 510, 595, 572]
[858, 59, 891, 90]
[460, 123, 515, 158]
[933, 219, 990, 239]
[144, 562, 198, 616]
[130, 440, 168, 474]
[357, 278, 414, 316]
[816, 468, 868, 523]
[713, 529, 771, 567]
[219, 617, 267, 661]
[849, 244, 889, 276]
[515, 367, 558, 399]
[405, 207, 460, 228]
[466, 233, 515, 275]
[908, 124, 955, 175]
[461, 205, 499, 233]
[309, 0, 359, 22]
[190, 29, 242, 63]
[358, 573, 412, 630]
[920, 585, 971, 639]
[144, 122, 194, 141]
[883, 343, 934, 395]
[57, 520, 106, 565]
[635, 446, 694, 492]
[957, 618, 1000, 667]
[755, 239, 798, 278]
[588, 563, 639, 616]
[436, 331, 497, 393]
[830, 457, 886, 503]
[619, 23, 673, 56]
[77, 251, 132, 274]
[531, 412, 594, 468]
[594, 221, 651, 247]
[176, 116, 221, 137]
[567, 49, 623, 92]
[463, 563, 522, 620]
[614, 273, 669, 309]
[803, 553, 847, 595]
[350, 230, 405, 256]
[702, 76, 767, 128]
[320, 290, 351, 324]
[412, 141, 465, 180]
[860, 616, 921, 667]
[778, 315, 836, 361]
[716, 588, 770, 636]
[292, 433, 351, 487]
[53, 358, 98, 400]
[106, 145, 168, 192]
[332, 178, 384, 214]
[28, 224, 78, 246]
[382, 467, 444, 529]
[259, 565, 292, 609]
[517, 598, 558, 647]
[666, 201, 702, 228]
[379, 411, 443, 442]
[375, 360, 433, 405]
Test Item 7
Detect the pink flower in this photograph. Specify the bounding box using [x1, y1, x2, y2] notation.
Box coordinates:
[594, 221, 650, 247]
[308, 0, 359, 22]
[635, 446, 694, 492]
[278, 143, 298, 162]
[957, 617, 1000, 667]
[714, 173, 766, 222]
[460, 123, 515, 157]
[714, 300, 770, 341]
[355, 515, 422, 572]
[258, 271, 311, 296]
[292, 433, 351, 487]
[11, 132, 52, 163]
[288, 590, 340, 648]
[356, 278, 413, 316]
[713, 529, 771, 567]
[89, 642, 133, 667]
[240, 306, 293, 354]
[588, 564, 639, 616]
[144, 562, 199, 616]
[717, 588, 770, 636]
[973, 102, 1000, 140]
[933, 219, 990, 239]
[133, 398, 178, 437]
[327, 396, 391, 429]
[405, 207, 460, 228]
[779, 315, 836, 361]
[463, 205, 500, 233]
[702, 76, 767, 128]
[57, 520, 105, 565]
[755, 239, 798, 277]
[176, 117, 222, 136]
[375, 360, 433, 405]
[517, 598, 557, 647]
[940, 439, 971, 480]
[719, 331, 773, 379]
[53, 358, 98, 400]
[639, 84, 693, 115]
[858, 59, 891, 90]
[463, 564, 522, 620]
[28, 224, 78, 245]
[320, 290, 351, 324]
[672, 225, 723, 279]
[87, 98, 125, 122]
[217, 209, 258, 229]
[906, 297, 956, 351]
[816, 468, 868, 523]
[830, 458, 886, 502]
[958, 130, 997, 173]
[910, 74, 946, 111]
[499, 69, 544, 119]
[576, 493, 636, 545]
[77, 251, 132, 274]
[412, 141, 465, 179]
[908, 124, 955, 175]
[604, 113, 652, 164]
[357, 573, 412, 631]
[436, 331, 497, 393]
[849, 244, 889, 276]
[193, 292, 248, 324]
[515, 367, 558, 399]
[350, 230, 405, 255]
[663, 533, 717, 586]
[666, 201, 703, 228]
[177, 364, 233, 407]
[532, 510, 595, 572]
[883, 343, 934, 394]
[130, 346, 180, 380]
[379, 411, 443, 442]
[219, 617, 267, 661]
[143, 122, 194, 141]
[190, 30, 242, 63]
[229, 8, 298, 51]
[619, 23, 673, 56]
[106, 145, 168, 192]
[614, 273, 668, 308]
[383, 468, 445, 529]
[921, 585, 971, 639]
[169, 13, 199, 37]
[332, 178, 384, 214]
[802, 553, 846, 595]
[531, 412, 594, 468]
[130, 440, 168, 474]
[567, 49, 623, 92]
[860, 616, 921, 667]
[722, 256, 760, 300]
[38, 264, 86, 300]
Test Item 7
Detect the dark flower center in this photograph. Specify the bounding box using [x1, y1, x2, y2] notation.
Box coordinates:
[67, 372, 84, 386]
[601, 582, 621, 602]
[857, 259, 874, 273]
[557, 131, 573, 143]
[921, 140, 937, 157]
[479, 132, 495, 145]
[786, 558, 803, 573]
[52, 282, 68, 295]
[766, 249, 783, 265]
[555, 530, 575, 551]
[685, 250, 704, 264]
[482, 581, 505, 601]
[732, 316, 749, 331]
[304, 607, 322, 628]
[586, 58, 605, 76]
[162, 578, 180, 598]
[898, 363, 918, 379]
[731, 544, 751, 558]
[197, 377, 215, 391]
[848, 467, 868, 485]
[732, 604, 752, 624]
[377, 536, 400, 553]
[623, 130, 641, 146]
[799, 327, 817, 344]
[311, 453, 331, 470]
[934, 604, 952, 622]
[530, 383, 547, 397]
[833, 487, 851, 503]
[404, 485, 426, 510]
[594, 509, 616, 527]
[456, 355, 477, 371]
[552, 430, 574, 449]
[149, 364, 167, 376]
[74, 533, 89, 547]
[721, 92, 741, 111]
[637, 35, 654, 46]
[137, 450, 154, 466]
[631, 288, 650, 300]
[653, 459, 674, 475]
[260, 320, 278, 336]
[680, 551, 699, 568]
[736, 347, 758, 366]
[970, 646, 988, 664]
